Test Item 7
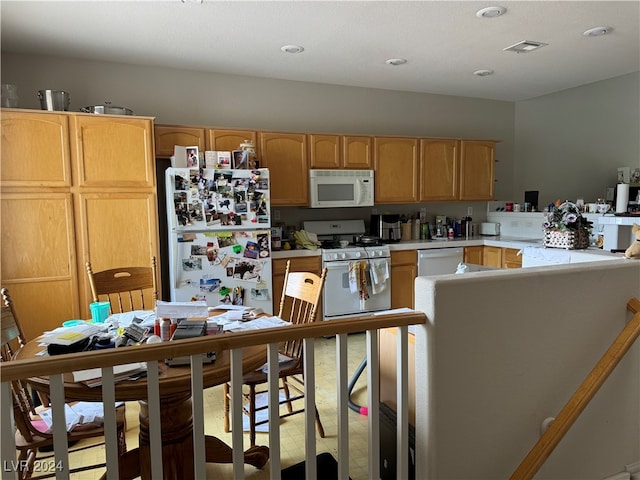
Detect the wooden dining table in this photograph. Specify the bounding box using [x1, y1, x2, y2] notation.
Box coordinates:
[15, 333, 270, 480]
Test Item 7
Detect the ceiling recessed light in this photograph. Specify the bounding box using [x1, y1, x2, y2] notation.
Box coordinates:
[385, 58, 407, 66]
[503, 40, 548, 53]
[473, 69, 494, 77]
[583, 26, 612, 37]
[476, 6, 506, 18]
[281, 45, 304, 54]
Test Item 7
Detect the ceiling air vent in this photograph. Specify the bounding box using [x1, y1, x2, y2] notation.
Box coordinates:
[503, 40, 548, 53]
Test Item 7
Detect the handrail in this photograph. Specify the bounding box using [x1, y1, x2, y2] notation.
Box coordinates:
[509, 297, 640, 480]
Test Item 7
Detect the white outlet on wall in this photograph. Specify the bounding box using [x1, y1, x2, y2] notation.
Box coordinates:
[273, 209, 280, 221]
[467, 206, 473, 217]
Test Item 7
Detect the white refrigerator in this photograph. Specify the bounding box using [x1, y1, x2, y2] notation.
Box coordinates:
[166, 167, 273, 314]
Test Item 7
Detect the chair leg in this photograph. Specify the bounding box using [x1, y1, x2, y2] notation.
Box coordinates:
[223, 382, 231, 433]
[282, 377, 293, 413]
[315, 407, 325, 438]
[249, 384, 257, 447]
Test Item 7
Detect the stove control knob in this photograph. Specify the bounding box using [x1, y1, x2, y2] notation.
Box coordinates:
[354, 251, 361, 258]
[339, 252, 347, 260]
[329, 253, 337, 261]
[376, 250, 384, 257]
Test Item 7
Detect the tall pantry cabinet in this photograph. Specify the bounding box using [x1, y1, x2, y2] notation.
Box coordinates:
[1, 109, 160, 340]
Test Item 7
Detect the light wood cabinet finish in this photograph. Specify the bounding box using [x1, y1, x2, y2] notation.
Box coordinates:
[419, 138, 460, 201]
[343, 135, 372, 169]
[1, 109, 160, 340]
[154, 125, 206, 157]
[207, 129, 258, 158]
[259, 132, 308, 206]
[502, 248, 522, 269]
[309, 134, 372, 169]
[374, 137, 419, 203]
[483, 246, 503, 268]
[459, 140, 495, 200]
[390, 250, 417, 309]
[309, 134, 341, 169]
[272, 256, 322, 318]
[464, 246, 484, 266]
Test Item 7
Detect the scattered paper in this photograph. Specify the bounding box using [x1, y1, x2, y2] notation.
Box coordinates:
[37, 401, 124, 432]
[41, 323, 107, 346]
[72, 362, 147, 387]
[223, 316, 291, 332]
[156, 300, 209, 318]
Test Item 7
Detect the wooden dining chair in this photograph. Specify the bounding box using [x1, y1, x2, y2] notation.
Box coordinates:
[1, 288, 127, 479]
[85, 257, 158, 313]
[223, 260, 328, 446]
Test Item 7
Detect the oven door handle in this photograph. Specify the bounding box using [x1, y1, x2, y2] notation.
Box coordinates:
[324, 260, 368, 270]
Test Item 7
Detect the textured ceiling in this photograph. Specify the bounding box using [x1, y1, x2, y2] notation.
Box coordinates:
[1, 1, 639, 101]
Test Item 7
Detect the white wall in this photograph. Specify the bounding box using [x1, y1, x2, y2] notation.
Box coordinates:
[414, 261, 640, 479]
[514, 71, 640, 209]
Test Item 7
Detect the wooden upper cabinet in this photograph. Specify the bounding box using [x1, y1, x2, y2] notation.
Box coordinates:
[207, 129, 258, 157]
[309, 134, 341, 169]
[154, 125, 206, 157]
[309, 134, 372, 169]
[259, 132, 308, 206]
[374, 137, 418, 203]
[1, 111, 71, 188]
[459, 140, 495, 201]
[72, 116, 155, 188]
[419, 139, 459, 202]
[343, 135, 372, 169]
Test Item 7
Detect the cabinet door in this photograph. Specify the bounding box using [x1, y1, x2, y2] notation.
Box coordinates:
[1, 193, 79, 340]
[1, 111, 71, 188]
[374, 137, 418, 203]
[309, 134, 341, 169]
[76, 192, 160, 317]
[483, 246, 502, 268]
[419, 139, 459, 201]
[390, 250, 416, 309]
[463, 246, 483, 265]
[272, 257, 322, 317]
[459, 140, 495, 201]
[72, 116, 155, 188]
[207, 129, 258, 158]
[259, 132, 308, 206]
[154, 125, 206, 157]
[343, 135, 372, 169]
[502, 248, 522, 269]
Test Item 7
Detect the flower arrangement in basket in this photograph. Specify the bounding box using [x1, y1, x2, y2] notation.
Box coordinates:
[542, 201, 592, 250]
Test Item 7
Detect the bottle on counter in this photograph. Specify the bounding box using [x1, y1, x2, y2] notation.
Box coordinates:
[160, 318, 171, 341]
[412, 218, 421, 240]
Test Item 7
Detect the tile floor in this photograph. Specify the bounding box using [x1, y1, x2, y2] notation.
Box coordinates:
[54, 332, 372, 479]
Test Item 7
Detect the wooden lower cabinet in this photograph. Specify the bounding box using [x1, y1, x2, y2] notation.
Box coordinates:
[482, 246, 522, 269]
[390, 250, 417, 309]
[502, 248, 522, 269]
[463, 246, 484, 265]
[272, 256, 322, 318]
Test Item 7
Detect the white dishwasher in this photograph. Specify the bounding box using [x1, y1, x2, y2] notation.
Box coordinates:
[417, 247, 465, 276]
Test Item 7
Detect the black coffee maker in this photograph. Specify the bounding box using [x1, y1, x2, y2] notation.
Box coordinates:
[370, 214, 401, 243]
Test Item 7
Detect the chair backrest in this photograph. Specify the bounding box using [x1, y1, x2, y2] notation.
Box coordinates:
[1, 288, 27, 361]
[86, 257, 158, 313]
[277, 261, 327, 360]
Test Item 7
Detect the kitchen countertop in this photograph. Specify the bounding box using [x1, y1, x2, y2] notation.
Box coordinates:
[271, 235, 621, 259]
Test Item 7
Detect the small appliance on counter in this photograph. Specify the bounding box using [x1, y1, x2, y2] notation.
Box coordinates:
[370, 214, 401, 243]
[480, 222, 501, 236]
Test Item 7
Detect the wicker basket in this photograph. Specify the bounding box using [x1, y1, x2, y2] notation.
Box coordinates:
[544, 228, 589, 250]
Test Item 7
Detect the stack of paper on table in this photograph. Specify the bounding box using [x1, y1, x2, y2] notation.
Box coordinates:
[40, 323, 107, 346]
[37, 401, 124, 432]
[72, 362, 147, 387]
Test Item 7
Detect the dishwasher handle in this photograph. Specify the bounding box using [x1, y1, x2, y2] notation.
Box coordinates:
[418, 247, 464, 259]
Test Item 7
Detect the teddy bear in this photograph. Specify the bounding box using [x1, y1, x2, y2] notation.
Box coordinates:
[624, 223, 640, 259]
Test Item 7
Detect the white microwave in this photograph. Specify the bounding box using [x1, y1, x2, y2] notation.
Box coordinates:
[309, 169, 374, 208]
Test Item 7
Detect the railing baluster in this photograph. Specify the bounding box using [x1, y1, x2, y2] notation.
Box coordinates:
[396, 326, 409, 480]
[1, 381, 16, 480]
[50, 373, 70, 480]
[146, 361, 163, 479]
[230, 347, 245, 478]
[267, 342, 281, 480]
[366, 329, 380, 480]
[303, 337, 317, 480]
[191, 354, 206, 479]
[101, 367, 119, 480]
[336, 332, 350, 480]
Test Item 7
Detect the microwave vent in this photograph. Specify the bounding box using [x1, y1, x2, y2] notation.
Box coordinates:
[310, 169, 373, 178]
